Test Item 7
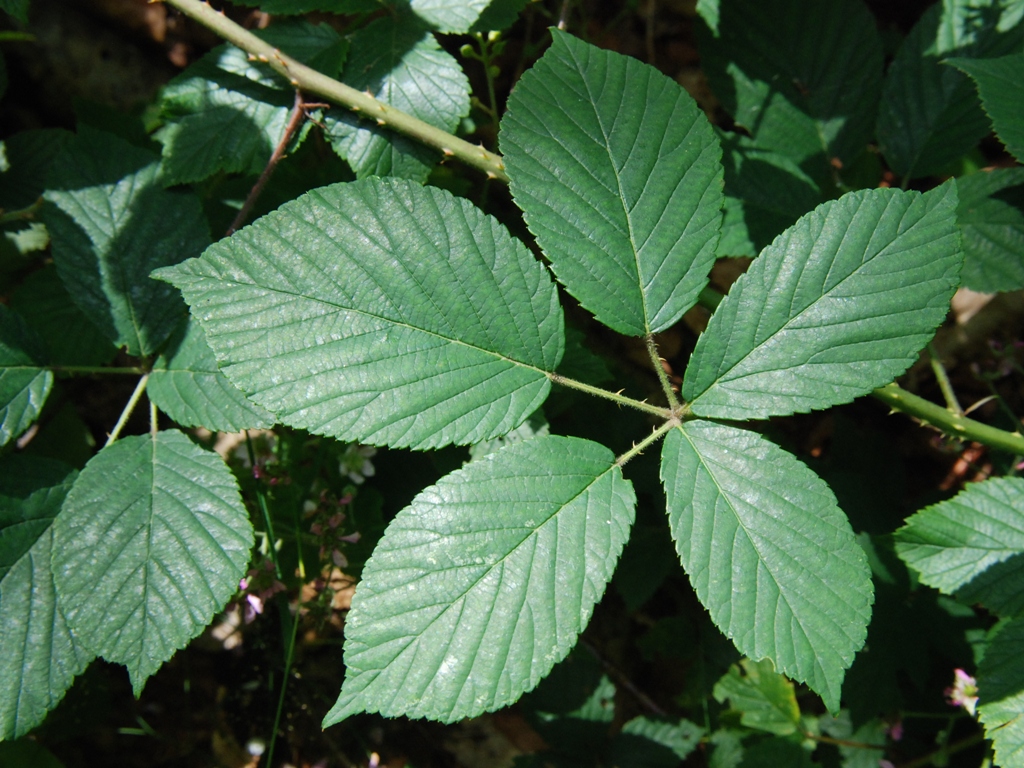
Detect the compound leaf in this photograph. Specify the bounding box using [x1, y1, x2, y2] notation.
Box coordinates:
[713, 658, 801, 736]
[661, 421, 873, 712]
[501, 29, 723, 336]
[323, 435, 635, 723]
[955, 167, 1024, 292]
[52, 430, 253, 695]
[156, 178, 563, 450]
[323, 12, 469, 180]
[877, 2, 1024, 180]
[950, 53, 1024, 162]
[978, 616, 1024, 767]
[149, 318, 275, 433]
[0, 304, 52, 448]
[697, 0, 882, 182]
[894, 477, 1024, 617]
[683, 184, 962, 420]
[42, 127, 209, 357]
[0, 455, 88, 740]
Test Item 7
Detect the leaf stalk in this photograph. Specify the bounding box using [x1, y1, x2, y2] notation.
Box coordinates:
[548, 371, 671, 418]
[615, 419, 675, 467]
[106, 373, 150, 447]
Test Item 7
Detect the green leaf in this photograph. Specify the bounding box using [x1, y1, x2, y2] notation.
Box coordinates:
[42, 127, 210, 357]
[950, 53, 1024, 162]
[616, 717, 704, 763]
[696, 0, 882, 181]
[713, 658, 801, 736]
[0, 128, 72, 211]
[323, 435, 635, 723]
[894, 477, 1024, 616]
[818, 712, 887, 768]
[409, 0, 490, 33]
[9, 265, 117, 367]
[717, 133, 825, 258]
[877, 2, 1024, 180]
[0, 304, 52, 448]
[0, 739, 65, 768]
[661, 421, 873, 712]
[470, 0, 529, 34]
[735, 737, 815, 768]
[0, 0, 28, 24]
[157, 22, 345, 186]
[52, 430, 253, 695]
[149, 318, 275, 433]
[979, 616, 1024, 767]
[955, 167, 1024, 292]
[501, 29, 723, 336]
[0, 455, 89, 740]
[156, 178, 563, 450]
[323, 12, 469, 181]
[683, 184, 963, 421]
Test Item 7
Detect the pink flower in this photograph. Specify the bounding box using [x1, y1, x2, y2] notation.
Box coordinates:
[945, 668, 979, 716]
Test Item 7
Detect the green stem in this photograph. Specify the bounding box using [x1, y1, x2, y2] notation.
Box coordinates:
[697, 285, 724, 311]
[615, 420, 675, 466]
[106, 374, 150, 447]
[0, 201, 41, 223]
[928, 342, 963, 415]
[548, 372, 671, 418]
[246, 430, 282, 579]
[150, 400, 158, 436]
[161, 0, 508, 182]
[645, 333, 681, 410]
[873, 383, 1024, 454]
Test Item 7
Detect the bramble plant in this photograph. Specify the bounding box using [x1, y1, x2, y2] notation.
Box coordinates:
[3, 0, 1024, 766]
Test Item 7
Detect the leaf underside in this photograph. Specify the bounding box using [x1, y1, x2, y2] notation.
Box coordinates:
[683, 184, 963, 420]
[661, 421, 873, 712]
[501, 29, 724, 336]
[325, 435, 635, 724]
[156, 177, 564, 450]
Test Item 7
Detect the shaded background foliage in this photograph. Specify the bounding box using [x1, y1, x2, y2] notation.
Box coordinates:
[0, 0, 1023, 767]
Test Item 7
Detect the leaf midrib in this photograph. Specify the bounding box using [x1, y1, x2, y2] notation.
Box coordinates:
[183, 271, 555, 377]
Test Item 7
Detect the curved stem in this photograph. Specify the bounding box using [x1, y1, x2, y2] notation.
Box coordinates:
[873, 383, 1024, 455]
[161, 0, 508, 182]
[106, 374, 150, 447]
[548, 372, 671, 418]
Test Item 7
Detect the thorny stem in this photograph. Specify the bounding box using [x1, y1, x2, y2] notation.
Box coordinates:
[106, 374, 150, 447]
[548, 372, 671, 418]
[873, 383, 1024, 455]
[646, 332, 681, 410]
[615, 420, 676, 467]
[227, 89, 307, 236]
[161, 0, 508, 182]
